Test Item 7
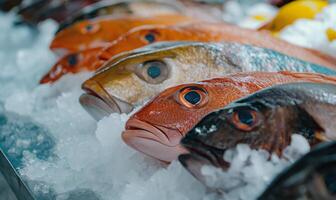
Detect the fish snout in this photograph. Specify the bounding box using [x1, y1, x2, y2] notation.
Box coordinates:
[122, 118, 187, 162]
[80, 79, 133, 120]
[180, 135, 228, 168]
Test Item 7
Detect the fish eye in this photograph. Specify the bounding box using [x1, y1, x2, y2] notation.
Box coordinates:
[231, 108, 259, 131]
[67, 54, 78, 67]
[81, 23, 100, 34]
[147, 65, 161, 78]
[137, 60, 169, 84]
[144, 32, 156, 43]
[178, 86, 208, 108]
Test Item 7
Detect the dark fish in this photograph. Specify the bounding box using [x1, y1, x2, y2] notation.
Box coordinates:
[0, 0, 22, 11]
[17, 0, 99, 25]
[56, 1, 182, 33]
[179, 82, 336, 185]
[259, 141, 336, 200]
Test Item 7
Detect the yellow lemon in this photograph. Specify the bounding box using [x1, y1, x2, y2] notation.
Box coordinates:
[326, 28, 336, 42]
[262, 0, 328, 32]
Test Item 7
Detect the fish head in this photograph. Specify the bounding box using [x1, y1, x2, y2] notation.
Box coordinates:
[80, 42, 227, 120]
[121, 76, 249, 162]
[179, 83, 331, 181]
[259, 142, 336, 200]
[40, 47, 104, 84]
[98, 24, 198, 61]
[50, 18, 108, 53]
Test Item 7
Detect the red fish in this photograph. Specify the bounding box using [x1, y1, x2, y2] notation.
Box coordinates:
[50, 14, 195, 54]
[123, 71, 336, 162]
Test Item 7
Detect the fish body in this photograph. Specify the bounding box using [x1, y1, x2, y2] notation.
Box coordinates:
[57, 1, 182, 33]
[122, 72, 336, 162]
[98, 22, 336, 69]
[50, 14, 194, 54]
[259, 141, 336, 200]
[80, 41, 336, 121]
[179, 82, 336, 183]
[40, 47, 104, 84]
[17, 0, 99, 24]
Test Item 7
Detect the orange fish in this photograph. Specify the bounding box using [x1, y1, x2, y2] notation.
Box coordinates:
[40, 47, 104, 84]
[98, 23, 336, 69]
[122, 71, 336, 162]
[50, 14, 195, 54]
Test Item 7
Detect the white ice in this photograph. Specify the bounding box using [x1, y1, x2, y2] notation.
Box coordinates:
[200, 134, 310, 200]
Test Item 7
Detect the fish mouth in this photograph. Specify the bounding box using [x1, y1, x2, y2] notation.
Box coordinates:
[80, 81, 133, 120]
[178, 138, 229, 185]
[180, 137, 228, 168]
[122, 118, 187, 162]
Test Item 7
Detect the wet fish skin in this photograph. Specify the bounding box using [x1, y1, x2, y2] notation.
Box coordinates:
[179, 82, 336, 183]
[56, 1, 182, 34]
[258, 141, 336, 200]
[122, 72, 336, 162]
[50, 14, 194, 54]
[81, 41, 336, 121]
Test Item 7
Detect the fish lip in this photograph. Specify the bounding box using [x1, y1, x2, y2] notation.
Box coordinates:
[122, 118, 187, 161]
[181, 138, 228, 168]
[80, 82, 133, 120]
[85, 86, 122, 113]
[79, 92, 117, 121]
[124, 118, 177, 146]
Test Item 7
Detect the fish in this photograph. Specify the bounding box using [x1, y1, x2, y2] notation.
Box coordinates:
[98, 22, 336, 69]
[17, 0, 99, 25]
[50, 14, 195, 54]
[39, 47, 104, 84]
[44, 22, 336, 84]
[56, 1, 182, 34]
[179, 82, 336, 184]
[0, 0, 22, 11]
[80, 41, 336, 120]
[258, 141, 336, 200]
[122, 72, 336, 162]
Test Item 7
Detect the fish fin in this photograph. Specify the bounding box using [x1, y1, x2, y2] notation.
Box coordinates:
[302, 103, 336, 141]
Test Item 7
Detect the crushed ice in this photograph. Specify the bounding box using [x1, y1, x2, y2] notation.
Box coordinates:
[200, 134, 310, 200]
